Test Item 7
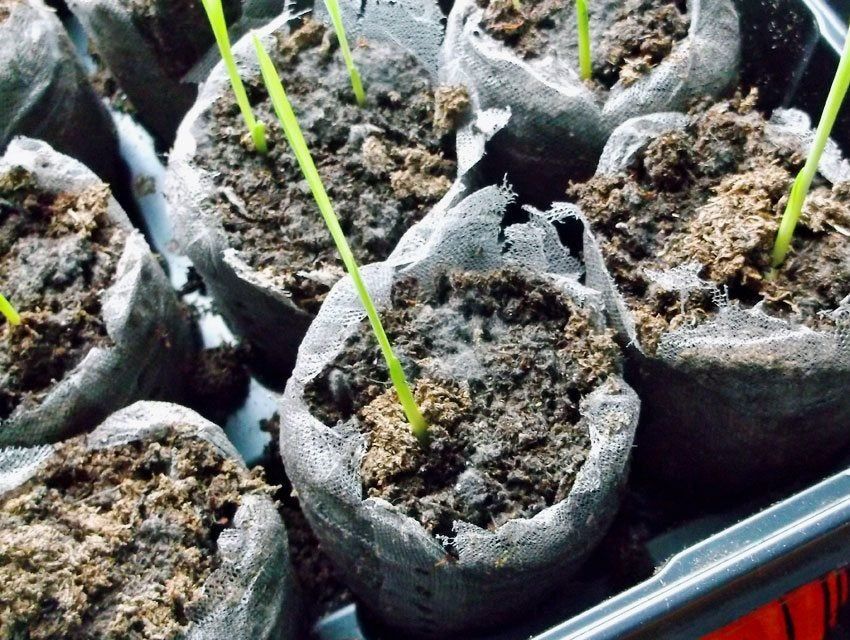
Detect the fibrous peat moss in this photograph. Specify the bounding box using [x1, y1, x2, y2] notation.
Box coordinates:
[0, 167, 125, 420]
[305, 267, 620, 539]
[568, 92, 850, 351]
[0, 427, 273, 640]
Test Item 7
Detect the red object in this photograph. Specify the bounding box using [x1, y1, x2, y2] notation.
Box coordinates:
[702, 568, 849, 640]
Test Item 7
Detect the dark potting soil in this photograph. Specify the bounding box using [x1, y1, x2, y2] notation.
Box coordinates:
[0, 426, 275, 639]
[258, 414, 353, 624]
[182, 344, 251, 425]
[567, 91, 850, 352]
[194, 19, 462, 315]
[477, 0, 688, 88]
[128, 0, 240, 80]
[304, 267, 620, 539]
[0, 167, 126, 420]
[88, 45, 136, 115]
[280, 497, 354, 624]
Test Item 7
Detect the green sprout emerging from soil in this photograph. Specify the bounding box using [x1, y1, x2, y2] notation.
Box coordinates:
[0, 294, 20, 326]
[576, 0, 592, 80]
[322, 0, 366, 106]
[771, 28, 850, 269]
[252, 35, 428, 441]
[200, 0, 267, 153]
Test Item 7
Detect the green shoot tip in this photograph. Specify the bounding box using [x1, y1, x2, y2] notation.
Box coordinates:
[0, 294, 21, 326]
[251, 121, 268, 154]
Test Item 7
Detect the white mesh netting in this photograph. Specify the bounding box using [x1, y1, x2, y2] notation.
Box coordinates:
[167, 7, 504, 385]
[550, 108, 850, 493]
[0, 0, 121, 185]
[279, 185, 640, 636]
[440, 0, 740, 188]
[0, 138, 195, 447]
[0, 401, 298, 639]
[67, 0, 287, 143]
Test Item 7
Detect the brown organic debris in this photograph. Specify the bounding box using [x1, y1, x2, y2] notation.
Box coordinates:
[433, 85, 471, 134]
[594, 0, 689, 88]
[568, 92, 850, 351]
[0, 427, 274, 639]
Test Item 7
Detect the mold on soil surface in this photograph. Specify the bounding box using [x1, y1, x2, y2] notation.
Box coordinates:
[0, 167, 126, 421]
[194, 19, 460, 315]
[305, 267, 620, 540]
[477, 0, 689, 87]
[129, 0, 240, 80]
[0, 426, 274, 639]
[567, 92, 850, 352]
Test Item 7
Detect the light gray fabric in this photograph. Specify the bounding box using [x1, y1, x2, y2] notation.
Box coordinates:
[440, 0, 740, 190]
[0, 0, 122, 185]
[0, 401, 298, 640]
[555, 108, 850, 494]
[0, 138, 195, 447]
[279, 185, 640, 636]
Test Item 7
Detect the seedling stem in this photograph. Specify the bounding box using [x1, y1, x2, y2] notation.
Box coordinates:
[771, 25, 850, 270]
[576, 0, 591, 81]
[0, 294, 20, 326]
[252, 35, 428, 442]
[323, 0, 366, 107]
[200, 0, 267, 153]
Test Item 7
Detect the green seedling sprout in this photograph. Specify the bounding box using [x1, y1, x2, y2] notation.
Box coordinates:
[200, 0, 267, 153]
[252, 35, 428, 442]
[322, 0, 366, 106]
[0, 294, 20, 326]
[771, 27, 850, 270]
[576, 0, 591, 80]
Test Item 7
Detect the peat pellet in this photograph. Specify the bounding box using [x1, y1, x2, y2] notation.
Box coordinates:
[0, 138, 195, 446]
[564, 94, 850, 497]
[280, 185, 639, 637]
[0, 401, 298, 639]
[0, 0, 123, 186]
[167, 15, 464, 387]
[440, 0, 740, 195]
